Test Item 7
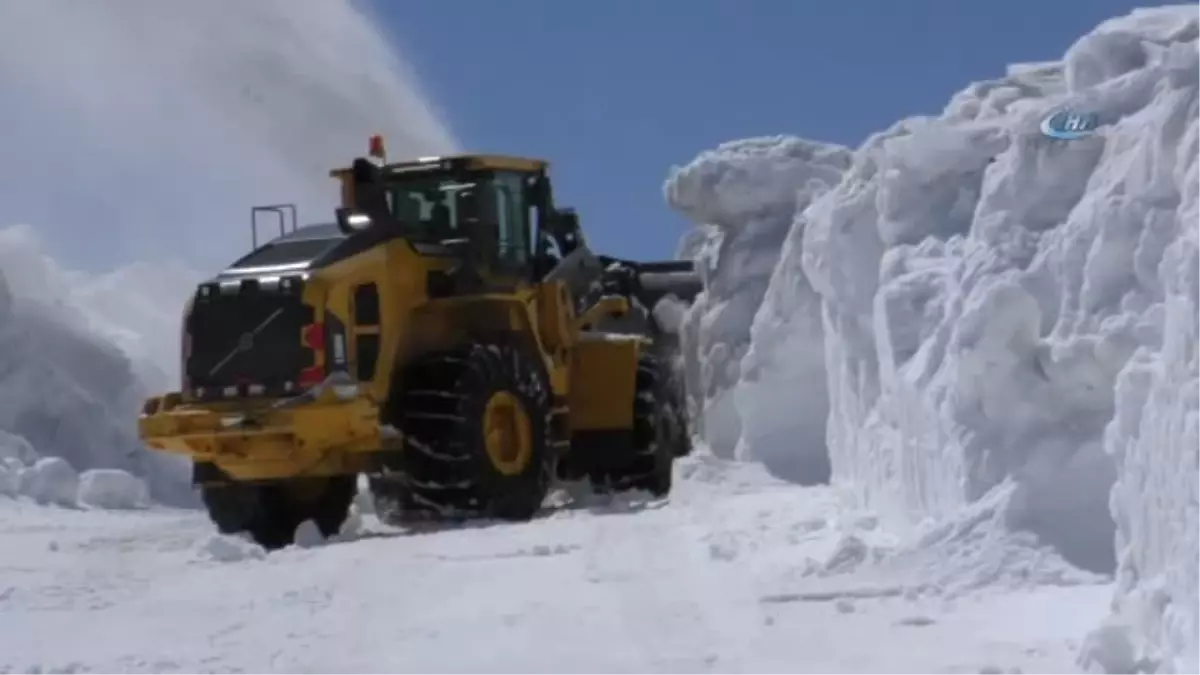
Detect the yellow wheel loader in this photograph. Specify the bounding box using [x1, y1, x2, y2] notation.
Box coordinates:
[138, 138, 700, 549]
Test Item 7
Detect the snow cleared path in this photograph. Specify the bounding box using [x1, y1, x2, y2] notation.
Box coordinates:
[0, 457, 1109, 674]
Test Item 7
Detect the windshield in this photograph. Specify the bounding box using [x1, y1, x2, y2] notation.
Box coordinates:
[382, 174, 479, 241]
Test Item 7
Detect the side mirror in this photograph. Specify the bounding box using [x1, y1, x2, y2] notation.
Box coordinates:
[525, 175, 546, 206]
[553, 209, 585, 254]
[335, 207, 372, 234]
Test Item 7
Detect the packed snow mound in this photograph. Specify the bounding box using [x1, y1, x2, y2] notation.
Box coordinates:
[664, 137, 851, 468]
[669, 5, 1197, 671]
[199, 534, 268, 563]
[1080, 618, 1147, 674]
[1, 447, 163, 510]
[822, 481, 1106, 600]
[77, 469, 150, 510]
[20, 457, 79, 507]
[0, 225, 196, 506]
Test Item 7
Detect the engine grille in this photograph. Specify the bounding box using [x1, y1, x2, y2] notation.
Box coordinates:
[185, 275, 314, 399]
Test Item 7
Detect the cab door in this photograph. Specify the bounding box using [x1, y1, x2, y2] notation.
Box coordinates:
[481, 171, 535, 291]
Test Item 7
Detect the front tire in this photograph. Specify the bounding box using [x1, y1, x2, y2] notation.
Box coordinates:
[590, 351, 676, 497]
[201, 476, 356, 550]
[659, 355, 692, 459]
[375, 341, 560, 523]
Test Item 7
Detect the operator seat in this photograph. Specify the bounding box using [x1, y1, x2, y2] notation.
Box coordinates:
[456, 189, 481, 226]
[395, 194, 422, 223]
[389, 194, 422, 236]
[429, 198, 451, 235]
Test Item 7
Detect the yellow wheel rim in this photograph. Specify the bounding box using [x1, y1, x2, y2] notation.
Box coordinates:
[483, 391, 534, 476]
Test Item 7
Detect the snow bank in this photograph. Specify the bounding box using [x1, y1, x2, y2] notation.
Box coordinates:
[669, 5, 1197, 670]
[664, 136, 851, 474]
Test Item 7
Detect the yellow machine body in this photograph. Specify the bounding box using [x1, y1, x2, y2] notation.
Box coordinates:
[138, 152, 660, 485]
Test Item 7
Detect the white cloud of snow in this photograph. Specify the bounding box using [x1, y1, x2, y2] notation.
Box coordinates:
[0, 0, 456, 273]
[0, 0, 457, 506]
[667, 5, 1198, 671]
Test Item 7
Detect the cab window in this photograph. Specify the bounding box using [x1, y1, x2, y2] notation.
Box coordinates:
[490, 171, 529, 268]
[382, 177, 476, 239]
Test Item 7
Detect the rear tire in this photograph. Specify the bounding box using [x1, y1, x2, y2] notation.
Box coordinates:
[590, 351, 676, 497]
[374, 340, 561, 524]
[201, 475, 356, 550]
[659, 356, 692, 459]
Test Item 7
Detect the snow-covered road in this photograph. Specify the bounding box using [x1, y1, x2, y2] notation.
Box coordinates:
[0, 457, 1110, 674]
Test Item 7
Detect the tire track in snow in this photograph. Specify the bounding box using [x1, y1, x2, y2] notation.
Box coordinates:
[574, 492, 770, 672]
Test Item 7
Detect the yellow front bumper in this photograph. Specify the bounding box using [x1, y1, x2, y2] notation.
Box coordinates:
[138, 391, 394, 481]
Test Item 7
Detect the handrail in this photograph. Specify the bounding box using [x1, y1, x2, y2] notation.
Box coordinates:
[251, 204, 298, 248]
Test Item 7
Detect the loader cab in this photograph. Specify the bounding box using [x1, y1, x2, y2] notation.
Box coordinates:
[332, 146, 569, 290]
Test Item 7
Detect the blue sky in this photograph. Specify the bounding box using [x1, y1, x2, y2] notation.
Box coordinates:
[374, 0, 1158, 261]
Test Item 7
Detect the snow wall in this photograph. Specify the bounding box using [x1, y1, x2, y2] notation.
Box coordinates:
[666, 6, 1198, 672]
[0, 0, 457, 506]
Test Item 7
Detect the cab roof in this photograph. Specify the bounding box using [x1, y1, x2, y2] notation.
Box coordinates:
[217, 222, 344, 278]
[330, 153, 548, 178]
